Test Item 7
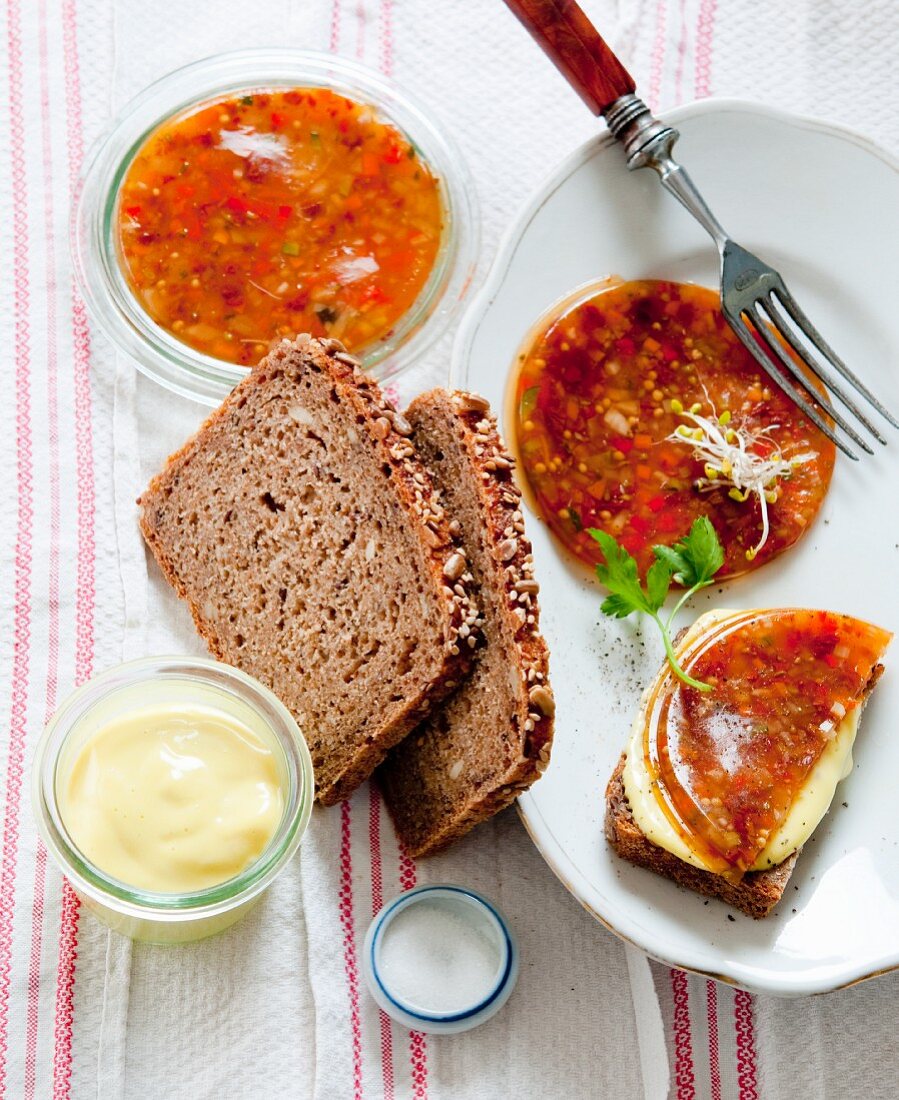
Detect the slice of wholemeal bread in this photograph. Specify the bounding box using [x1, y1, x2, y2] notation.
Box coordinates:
[605, 662, 884, 918]
[138, 336, 478, 805]
[378, 389, 554, 857]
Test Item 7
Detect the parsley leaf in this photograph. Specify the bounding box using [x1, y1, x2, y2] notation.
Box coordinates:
[589, 518, 726, 692]
[646, 557, 674, 609]
[654, 515, 723, 588]
[589, 529, 668, 617]
[650, 543, 689, 582]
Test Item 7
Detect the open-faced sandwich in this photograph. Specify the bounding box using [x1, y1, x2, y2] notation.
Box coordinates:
[605, 607, 892, 917]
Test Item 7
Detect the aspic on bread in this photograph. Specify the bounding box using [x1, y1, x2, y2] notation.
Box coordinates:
[605, 608, 890, 917]
[379, 390, 554, 857]
[606, 755, 800, 919]
[138, 336, 479, 805]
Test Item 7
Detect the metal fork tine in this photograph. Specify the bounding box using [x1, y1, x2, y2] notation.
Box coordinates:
[772, 284, 899, 430]
[763, 294, 887, 445]
[724, 310, 858, 461]
[748, 305, 874, 455]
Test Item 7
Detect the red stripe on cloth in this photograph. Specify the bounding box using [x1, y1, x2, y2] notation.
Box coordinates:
[706, 980, 721, 1100]
[648, 0, 667, 111]
[734, 990, 759, 1100]
[340, 800, 364, 1100]
[329, 0, 342, 53]
[368, 786, 395, 1100]
[24, 3, 65, 1093]
[24, 847, 47, 1100]
[0, 0, 35, 1089]
[694, 0, 717, 98]
[670, 969, 696, 1100]
[379, 0, 394, 77]
[355, 0, 366, 60]
[397, 845, 428, 1100]
[54, 2, 97, 1094]
[62, 0, 96, 693]
[409, 1029, 428, 1100]
[673, 0, 688, 105]
[52, 884, 79, 1099]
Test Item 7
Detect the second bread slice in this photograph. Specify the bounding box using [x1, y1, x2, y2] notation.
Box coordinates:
[379, 390, 554, 856]
[138, 337, 478, 804]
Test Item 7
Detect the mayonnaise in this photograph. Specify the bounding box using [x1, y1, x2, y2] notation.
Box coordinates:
[60, 703, 284, 894]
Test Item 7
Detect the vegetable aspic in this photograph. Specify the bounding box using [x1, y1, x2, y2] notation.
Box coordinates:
[117, 88, 444, 365]
[511, 279, 835, 578]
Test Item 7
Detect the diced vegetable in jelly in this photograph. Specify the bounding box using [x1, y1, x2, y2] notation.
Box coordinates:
[116, 88, 444, 365]
[511, 280, 835, 579]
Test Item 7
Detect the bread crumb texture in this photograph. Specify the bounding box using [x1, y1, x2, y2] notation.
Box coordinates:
[138, 337, 476, 804]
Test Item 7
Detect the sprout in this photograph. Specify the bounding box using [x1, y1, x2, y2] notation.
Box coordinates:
[667, 402, 816, 560]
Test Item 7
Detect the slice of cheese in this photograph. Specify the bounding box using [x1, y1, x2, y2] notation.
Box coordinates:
[622, 609, 861, 874]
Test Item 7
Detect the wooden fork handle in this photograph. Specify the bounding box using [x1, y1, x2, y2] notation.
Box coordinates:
[502, 0, 636, 115]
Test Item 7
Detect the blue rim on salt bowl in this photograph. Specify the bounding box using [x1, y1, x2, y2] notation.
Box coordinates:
[72, 49, 480, 406]
[362, 884, 519, 1034]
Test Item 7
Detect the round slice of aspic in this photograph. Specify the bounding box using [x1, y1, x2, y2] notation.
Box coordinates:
[633, 608, 892, 882]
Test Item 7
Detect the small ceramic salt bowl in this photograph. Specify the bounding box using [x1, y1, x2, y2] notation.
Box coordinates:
[362, 884, 519, 1034]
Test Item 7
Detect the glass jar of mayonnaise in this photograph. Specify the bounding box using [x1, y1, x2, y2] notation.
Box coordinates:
[32, 657, 314, 943]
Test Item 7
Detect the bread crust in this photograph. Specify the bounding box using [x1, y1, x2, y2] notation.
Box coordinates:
[380, 389, 553, 857]
[138, 336, 477, 804]
[605, 662, 884, 918]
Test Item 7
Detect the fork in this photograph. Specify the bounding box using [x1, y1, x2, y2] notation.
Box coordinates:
[502, 0, 898, 459]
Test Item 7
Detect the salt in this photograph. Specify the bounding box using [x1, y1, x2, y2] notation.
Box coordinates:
[377, 895, 503, 1014]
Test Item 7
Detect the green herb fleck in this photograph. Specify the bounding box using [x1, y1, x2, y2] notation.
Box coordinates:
[519, 385, 539, 421]
[310, 130, 320, 145]
[240, 95, 254, 106]
[567, 506, 582, 532]
[588, 516, 725, 692]
[281, 241, 300, 256]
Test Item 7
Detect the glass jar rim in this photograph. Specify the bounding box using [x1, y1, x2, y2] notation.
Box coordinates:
[72, 48, 480, 405]
[32, 656, 315, 921]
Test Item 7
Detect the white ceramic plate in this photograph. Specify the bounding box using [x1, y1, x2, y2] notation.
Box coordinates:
[453, 100, 899, 996]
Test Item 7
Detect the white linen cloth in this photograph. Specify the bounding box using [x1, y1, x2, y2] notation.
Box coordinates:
[0, 1, 897, 1097]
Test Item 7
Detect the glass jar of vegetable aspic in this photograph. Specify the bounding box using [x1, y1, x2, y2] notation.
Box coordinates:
[74, 50, 479, 405]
